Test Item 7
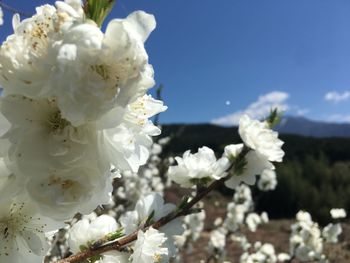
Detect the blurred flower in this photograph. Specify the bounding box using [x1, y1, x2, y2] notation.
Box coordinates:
[322, 223, 342, 243]
[258, 169, 277, 191]
[330, 208, 346, 219]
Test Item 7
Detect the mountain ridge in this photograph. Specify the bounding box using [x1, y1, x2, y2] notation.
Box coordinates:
[161, 116, 350, 138]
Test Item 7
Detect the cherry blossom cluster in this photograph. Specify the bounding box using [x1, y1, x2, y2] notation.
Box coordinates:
[68, 193, 184, 262]
[168, 114, 284, 190]
[0, 0, 166, 261]
[0, 1, 347, 263]
[289, 210, 345, 262]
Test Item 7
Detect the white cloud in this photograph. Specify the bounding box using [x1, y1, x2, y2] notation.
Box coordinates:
[212, 91, 290, 126]
[295, 107, 310, 116]
[324, 91, 350, 103]
[327, 114, 350, 123]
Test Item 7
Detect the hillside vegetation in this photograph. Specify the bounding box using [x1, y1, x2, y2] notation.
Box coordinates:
[160, 124, 350, 224]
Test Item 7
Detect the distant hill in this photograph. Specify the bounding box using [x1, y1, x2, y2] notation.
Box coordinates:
[160, 123, 350, 163]
[276, 116, 350, 138]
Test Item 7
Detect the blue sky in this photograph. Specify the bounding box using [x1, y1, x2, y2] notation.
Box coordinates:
[1, 0, 350, 124]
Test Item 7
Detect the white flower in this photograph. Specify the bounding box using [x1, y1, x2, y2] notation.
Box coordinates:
[296, 211, 312, 224]
[290, 212, 324, 261]
[233, 184, 253, 209]
[277, 253, 291, 262]
[102, 95, 166, 172]
[69, 215, 130, 262]
[246, 213, 262, 232]
[0, 3, 156, 126]
[168, 146, 229, 187]
[49, 11, 156, 125]
[225, 151, 274, 189]
[0, 2, 83, 98]
[120, 193, 184, 257]
[322, 223, 342, 243]
[26, 165, 113, 220]
[68, 215, 119, 253]
[224, 144, 244, 160]
[0, 95, 106, 174]
[258, 169, 277, 191]
[0, 157, 21, 200]
[0, 95, 113, 219]
[330, 208, 347, 219]
[132, 227, 168, 263]
[96, 251, 129, 263]
[260, 212, 269, 224]
[223, 203, 247, 232]
[240, 242, 278, 263]
[239, 115, 284, 162]
[0, 198, 62, 263]
[0, 7, 3, 26]
[183, 207, 205, 242]
[209, 227, 227, 249]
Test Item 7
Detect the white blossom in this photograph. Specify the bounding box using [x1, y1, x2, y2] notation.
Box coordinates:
[225, 151, 274, 189]
[102, 95, 166, 172]
[0, 198, 62, 263]
[240, 242, 277, 263]
[209, 228, 227, 249]
[290, 211, 324, 262]
[69, 214, 118, 252]
[0, 2, 83, 98]
[27, 165, 113, 220]
[69, 214, 130, 262]
[322, 223, 342, 243]
[233, 184, 253, 209]
[223, 203, 247, 232]
[239, 115, 284, 162]
[168, 146, 229, 187]
[258, 169, 277, 191]
[183, 205, 206, 242]
[208, 227, 227, 261]
[296, 211, 312, 224]
[277, 253, 291, 262]
[224, 144, 244, 160]
[97, 251, 129, 263]
[132, 227, 168, 263]
[0, 157, 21, 200]
[49, 11, 156, 125]
[330, 208, 347, 219]
[120, 193, 184, 258]
[246, 213, 262, 232]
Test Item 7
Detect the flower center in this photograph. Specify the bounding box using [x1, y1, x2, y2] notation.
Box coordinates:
[0, 202, 47, 257]
[47, 110, 70, 132]
[90, 62, 132, 99]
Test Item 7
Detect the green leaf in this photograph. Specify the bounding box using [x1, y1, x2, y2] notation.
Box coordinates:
[84, 0, 116, 27]
[177, 195, 190, 210]
[105, 227, 124, 241]
[79, 244, 89, 252]
[266, 108, 282, 128]
[145, 210, 155, 225]
[190, 177, 212, 186]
